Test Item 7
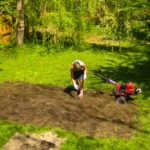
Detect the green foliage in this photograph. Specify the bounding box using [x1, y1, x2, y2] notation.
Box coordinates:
[15, 0, 98, 47]
[95, 0, 149, 51]
[0, 0, 15, 15]
[1, 0, 149, 48]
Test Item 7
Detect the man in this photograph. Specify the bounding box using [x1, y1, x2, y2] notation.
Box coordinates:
[70, 60, 87, 99]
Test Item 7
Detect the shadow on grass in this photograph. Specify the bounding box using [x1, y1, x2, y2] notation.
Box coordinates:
[0, 62, 3, 71]
[90, 44, 150, 99]
[87, 43, 133, 53]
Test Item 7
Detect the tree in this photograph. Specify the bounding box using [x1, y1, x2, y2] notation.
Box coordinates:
[1, 0, 149, 47]
[97, 0, 149, 52]
[16, 0, 25, 45]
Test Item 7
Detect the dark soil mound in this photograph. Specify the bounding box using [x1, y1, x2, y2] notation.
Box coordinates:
[0, 81, 139, 138]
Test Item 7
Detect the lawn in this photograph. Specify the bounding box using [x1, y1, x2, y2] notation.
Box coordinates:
[0, 43, 150, 150]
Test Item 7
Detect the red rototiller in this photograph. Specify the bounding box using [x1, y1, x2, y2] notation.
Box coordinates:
[95, 70, 142, 104]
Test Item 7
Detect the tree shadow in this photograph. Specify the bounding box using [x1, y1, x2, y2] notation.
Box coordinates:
[112, 118, 150, 134]
[89, 113, 150, 134]
[87, 43, 132, 53]
[90, 44, 150, 98]
[0, 62, 3, 71]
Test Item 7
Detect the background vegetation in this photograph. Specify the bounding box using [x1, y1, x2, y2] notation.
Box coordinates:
[0, 0, 149, 48]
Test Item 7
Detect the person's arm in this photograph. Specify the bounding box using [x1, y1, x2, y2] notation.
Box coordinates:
[70, 65, 79, 90]
[81, 64, 87, 79]
[70, 65, 75, 82]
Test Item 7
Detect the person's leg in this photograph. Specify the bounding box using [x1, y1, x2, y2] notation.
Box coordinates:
[75, 80, 79, 86]
[78, 80, 84, 98]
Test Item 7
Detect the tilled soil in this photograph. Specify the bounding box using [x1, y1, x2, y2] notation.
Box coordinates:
[0, 81, 139, 139]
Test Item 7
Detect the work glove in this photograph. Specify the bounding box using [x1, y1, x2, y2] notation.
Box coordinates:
[84, 73, 87, 80]
[73, 82, 79, 90]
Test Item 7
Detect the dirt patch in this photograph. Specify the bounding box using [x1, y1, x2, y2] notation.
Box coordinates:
[1, 132, 65, 150]
[0, 81, 139, 139]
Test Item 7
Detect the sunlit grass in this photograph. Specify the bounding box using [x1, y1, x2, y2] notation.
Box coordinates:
[0, 45, 123, 90]
[0, 43, 150, 149]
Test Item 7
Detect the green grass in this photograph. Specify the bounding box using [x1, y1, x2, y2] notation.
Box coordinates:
[0, 44, 126, 90]
[0, 43, 150, 149]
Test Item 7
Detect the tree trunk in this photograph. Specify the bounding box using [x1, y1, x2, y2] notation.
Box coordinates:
[119, 40, 122, 53]
[16, 0, 24, 45]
